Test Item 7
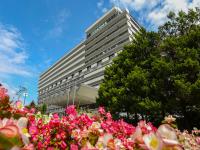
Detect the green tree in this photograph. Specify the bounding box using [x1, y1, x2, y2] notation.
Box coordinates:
[41, 103, 47, 114]
[158, 8, 200, 129]
[97, 8, 200, 129]
[97, 29, 162, 123]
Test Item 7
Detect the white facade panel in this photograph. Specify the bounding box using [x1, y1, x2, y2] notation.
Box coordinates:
[84, 75, 104, 85]
[84, 67, 105, 78]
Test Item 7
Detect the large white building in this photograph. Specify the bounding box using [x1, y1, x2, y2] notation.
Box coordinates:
[38, 7, 140, 114]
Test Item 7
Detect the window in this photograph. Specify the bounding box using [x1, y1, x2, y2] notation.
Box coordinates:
[79, 70, 82, 75]
[90, 21, 108, 36]
[71, 74, 74, 78]
[87, 33, 91, 38]
[97, 60, 102, 67]
[87, 66, 91, 71]
[109, 53, 115, 60]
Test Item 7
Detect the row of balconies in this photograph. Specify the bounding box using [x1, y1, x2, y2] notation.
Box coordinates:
[87, 12, 119, 38]
[85, 23, 128, 60]
[38, 55, 113, 100]
[39, 43, 120, 93]
[86, 16, 128, 51]
[40, 43, 85, 81]
[39, 57, 85, 88]
[39, 51, 85, 86]
[39, 66, 106, 105]
[85, 11, 127, 45]
[85, 31, 129, 65]
[39, 75, 84, 96]
[39, 37, 130, 96]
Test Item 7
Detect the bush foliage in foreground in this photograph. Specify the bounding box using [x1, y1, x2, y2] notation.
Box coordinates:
[0, 86, 200, 149]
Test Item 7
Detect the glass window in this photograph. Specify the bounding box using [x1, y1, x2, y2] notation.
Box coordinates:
[87, 66, 91, 71]
[97, 60, 102, 67]
[109, 53, 115, 60]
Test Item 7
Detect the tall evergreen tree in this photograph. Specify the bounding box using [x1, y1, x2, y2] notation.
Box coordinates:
[97, 8, 200, 129]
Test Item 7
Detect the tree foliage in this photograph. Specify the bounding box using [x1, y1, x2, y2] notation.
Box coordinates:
[97, 8, 200, 129]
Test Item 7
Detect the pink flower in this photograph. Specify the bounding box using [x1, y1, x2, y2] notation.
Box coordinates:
[56, 133, 61, 140]
[71, 129, 81, 140]
[98, 107, 106, 115]
[78, 114, 93, 127]
[29, 126, 38, 135]
[15, 100, 23, 109]
[49, 114, 60, 128]
[30, 108, 35, 113]
[65, 105, 77, 116]
[37, 141, 43, 149]
[196, 137, 200, 144]
[70, 144, 78, 150]
[106, 112, 112, 120]
[60, 141, 67, 149]
[137, 120, 156, 134]
[157, 124, 179, 146]
[131, 127, 143, 143]
[0, 118, 19, 138]
[31, 135, 39, 142]
[60, 131, 66, 140]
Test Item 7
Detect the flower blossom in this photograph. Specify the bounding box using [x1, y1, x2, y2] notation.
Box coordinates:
[98, 107, 106, 115]
[0, 118, 19, 138]
[0, 86, 8, 99]
[65, 105, 77, 116]
[164, 115, 176, 124]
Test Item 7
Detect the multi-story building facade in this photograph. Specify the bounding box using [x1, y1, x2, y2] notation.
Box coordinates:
[38, 7, 140, 114]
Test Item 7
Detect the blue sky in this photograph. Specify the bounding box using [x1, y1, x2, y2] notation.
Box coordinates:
[0, 0, 199, 105]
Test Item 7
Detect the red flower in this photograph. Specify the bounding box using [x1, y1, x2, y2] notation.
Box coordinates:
[0, 86, 8, 100]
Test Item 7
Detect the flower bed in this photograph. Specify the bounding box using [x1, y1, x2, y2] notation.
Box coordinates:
[0, 86, 200, 150]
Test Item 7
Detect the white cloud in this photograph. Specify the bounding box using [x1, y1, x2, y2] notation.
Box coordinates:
[97, 0, 104, 8]
[102, 8, 108, 13]
[110, 0, 200, 28]
[97, 0, 109, 13]
[111, 0, 158, 10]
[189, 0, 200, 8]
[148, 0, 189, 26]
[47, 9, 70, 38]
[0, 23, 31, 76]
